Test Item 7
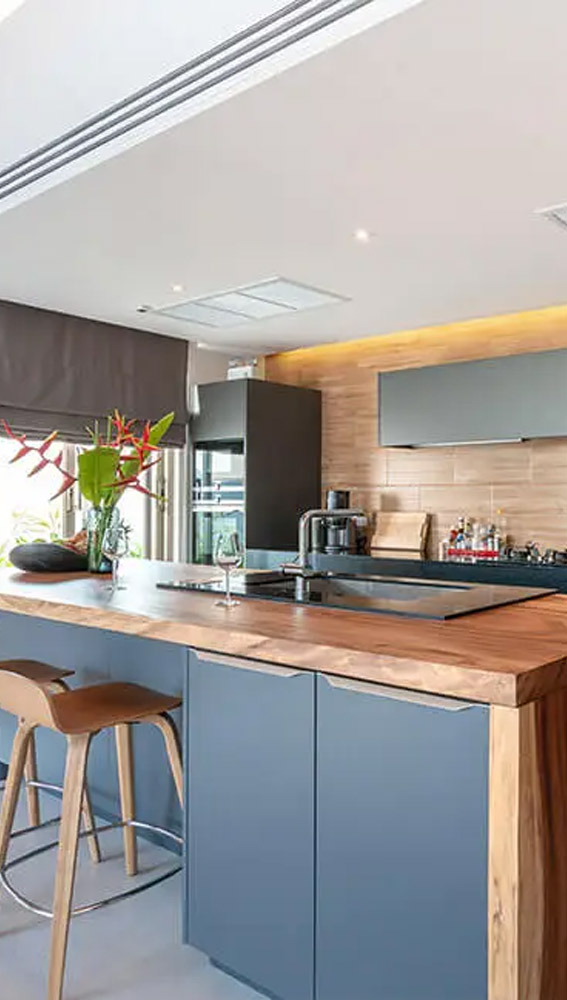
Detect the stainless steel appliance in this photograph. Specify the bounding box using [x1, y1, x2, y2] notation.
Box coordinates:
[192, 441, 245, 565]
[311, 490, 366, 556]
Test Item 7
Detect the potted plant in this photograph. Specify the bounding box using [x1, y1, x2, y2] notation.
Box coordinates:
[3, 410, 174, 572]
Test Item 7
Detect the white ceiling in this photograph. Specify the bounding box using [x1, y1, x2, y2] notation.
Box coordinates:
[1, 0, 567, 354]
[0, 0, 27, 24]
[0, 0, 417, 209]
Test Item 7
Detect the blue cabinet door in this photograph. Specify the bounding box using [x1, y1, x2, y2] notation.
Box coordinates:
[187, 651, 315, 1000]
[98, 633, 185, 839]
[316, 675, 489, 1000]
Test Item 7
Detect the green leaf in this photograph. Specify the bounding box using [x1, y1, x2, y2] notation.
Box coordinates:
[148, 411, 175, 446]
[78, 446, 121, 507]
[118, 411, 175, 493]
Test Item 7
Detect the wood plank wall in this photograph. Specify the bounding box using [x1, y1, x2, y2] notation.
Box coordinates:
[265, 305, 567, 556]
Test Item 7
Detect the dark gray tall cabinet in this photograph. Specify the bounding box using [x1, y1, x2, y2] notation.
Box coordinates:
[190, 379, 321, 559]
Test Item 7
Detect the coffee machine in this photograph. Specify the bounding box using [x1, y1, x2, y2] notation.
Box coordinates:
[311, 490, 367, 555]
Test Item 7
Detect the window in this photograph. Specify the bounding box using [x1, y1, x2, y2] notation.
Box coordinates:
[0, 437, 71, 565]
[0, 439, 187, 566]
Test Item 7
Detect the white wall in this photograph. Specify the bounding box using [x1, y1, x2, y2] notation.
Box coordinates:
[193, 346, 231, 385]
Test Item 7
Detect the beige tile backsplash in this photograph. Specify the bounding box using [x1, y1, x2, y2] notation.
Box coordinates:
[266, 312, 567, 558]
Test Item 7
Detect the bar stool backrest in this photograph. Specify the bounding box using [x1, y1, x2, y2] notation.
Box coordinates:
[0, 669, 59, 729]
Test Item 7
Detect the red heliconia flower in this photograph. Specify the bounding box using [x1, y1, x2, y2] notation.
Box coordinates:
[10, 443, 32, 463]
[2, 409, 171, 506]
[50, 473, 77, 501]
[38, 431, 59, 455]
[2, 420, 19, 440]
[29, 457, 50, 477]
[2, 422, 77, 497]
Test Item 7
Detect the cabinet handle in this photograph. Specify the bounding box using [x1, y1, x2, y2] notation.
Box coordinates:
[194, 650, 303, 679]
[323, 675, 474, 712]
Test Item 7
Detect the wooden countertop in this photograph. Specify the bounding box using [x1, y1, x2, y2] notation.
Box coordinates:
[0, 559, 566, 707]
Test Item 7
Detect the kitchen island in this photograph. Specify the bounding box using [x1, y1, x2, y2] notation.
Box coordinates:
[0, 559, 566, 1000]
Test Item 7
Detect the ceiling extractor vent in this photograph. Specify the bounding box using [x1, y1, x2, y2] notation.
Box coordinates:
[149, 278, 350, 328]
[535, 202, 567, 232]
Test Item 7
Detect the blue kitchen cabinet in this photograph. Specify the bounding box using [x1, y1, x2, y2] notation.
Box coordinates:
[186, 650, 315, 1000]
[97, 633, 185, 839]
[315, 674, 489, 1000]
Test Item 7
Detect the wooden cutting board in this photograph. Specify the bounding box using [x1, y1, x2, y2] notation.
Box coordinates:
[370, 511, 430, 558]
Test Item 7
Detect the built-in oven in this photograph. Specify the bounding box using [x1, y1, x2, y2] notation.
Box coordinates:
[192, 440, 245, 564]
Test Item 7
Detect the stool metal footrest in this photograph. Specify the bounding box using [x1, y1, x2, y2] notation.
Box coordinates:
[0, 810, 182, 919]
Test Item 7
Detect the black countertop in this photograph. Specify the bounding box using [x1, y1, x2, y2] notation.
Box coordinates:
[159, 570, 553, 620]
[246, 549, 567, 593]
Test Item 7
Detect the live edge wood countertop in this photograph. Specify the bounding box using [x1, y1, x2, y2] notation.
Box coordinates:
[0, 559, 566, 707]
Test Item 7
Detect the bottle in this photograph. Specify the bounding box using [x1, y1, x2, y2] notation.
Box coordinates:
[463, 516, 474, 562]
[494, 509, 507, 553]
[455, 516, 466, 561]
[471, 523, 482, 562]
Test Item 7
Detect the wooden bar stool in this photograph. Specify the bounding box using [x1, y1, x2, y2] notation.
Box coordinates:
[0, 667, 183, 1000]
[0, 660, 100, 861]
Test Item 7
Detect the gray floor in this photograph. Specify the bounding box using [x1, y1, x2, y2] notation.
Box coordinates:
[0, 790, 262, 1000]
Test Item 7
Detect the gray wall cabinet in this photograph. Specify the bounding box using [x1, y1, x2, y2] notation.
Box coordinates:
[379, 349, 567, 446]
[186, 650, 315, 1000]
[316, 674, 488, 1000]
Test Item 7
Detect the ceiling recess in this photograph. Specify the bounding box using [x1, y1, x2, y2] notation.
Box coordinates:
[535, 202, 567, 232]
[0, 0, 378, 203]
[149, 277, 350, 328]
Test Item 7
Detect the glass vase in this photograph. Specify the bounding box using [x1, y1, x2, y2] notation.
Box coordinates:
[86, 505, 117, 574]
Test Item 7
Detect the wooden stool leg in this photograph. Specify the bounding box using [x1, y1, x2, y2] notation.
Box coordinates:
[145, 713, 183, 808]
[23, 731, 40, 827]
[81, 786, 101, 865]
[115, 724, 138, 877]
[48, 733, 91, 1000]
[50, 679, 100, 864]
[0, 721, 34, 870]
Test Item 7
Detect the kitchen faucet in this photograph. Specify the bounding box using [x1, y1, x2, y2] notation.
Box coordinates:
[282, 507, 364, 597]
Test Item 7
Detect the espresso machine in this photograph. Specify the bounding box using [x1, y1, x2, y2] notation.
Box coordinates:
[311, 490, 367, 555]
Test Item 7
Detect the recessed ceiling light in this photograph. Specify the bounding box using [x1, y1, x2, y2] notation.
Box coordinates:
[171, 283, 184, 293]
[353, 228, 372, 243]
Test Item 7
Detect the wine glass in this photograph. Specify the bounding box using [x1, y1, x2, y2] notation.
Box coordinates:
[102, 515, 130, 591]
[214, 531, 243, 607]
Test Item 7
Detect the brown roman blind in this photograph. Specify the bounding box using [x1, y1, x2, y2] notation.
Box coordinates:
[0, 301, 188, 445]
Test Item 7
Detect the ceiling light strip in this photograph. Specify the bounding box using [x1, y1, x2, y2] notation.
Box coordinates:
[0, 0, 378, 201]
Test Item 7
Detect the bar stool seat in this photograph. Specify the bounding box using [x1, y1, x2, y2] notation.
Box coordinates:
[48, 681, 181, 733]
[0, 665, 184, 1000]
[0, 659, 74, 684]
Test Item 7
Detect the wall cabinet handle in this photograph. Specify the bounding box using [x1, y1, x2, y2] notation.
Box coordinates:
[193, 650, 303, 679]
[323, 674, 474, 712]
